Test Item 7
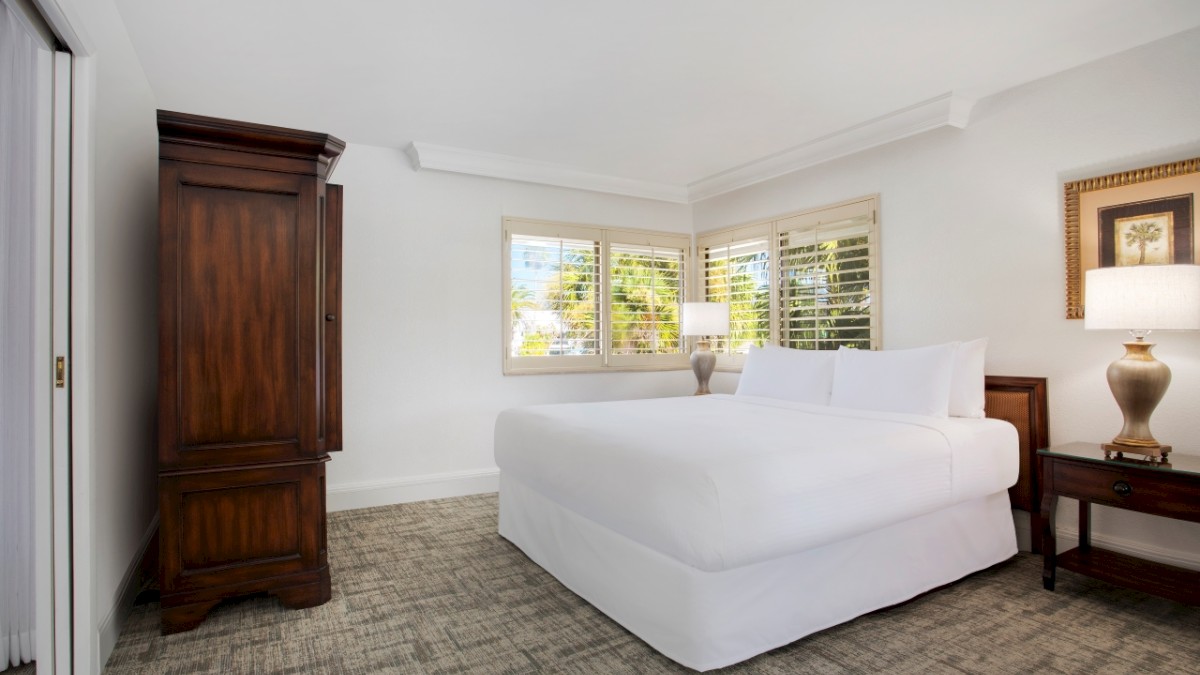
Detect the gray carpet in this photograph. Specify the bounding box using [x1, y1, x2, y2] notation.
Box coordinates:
[100, 493, 1199, 674]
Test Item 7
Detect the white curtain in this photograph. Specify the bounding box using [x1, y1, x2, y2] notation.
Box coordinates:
[1, 0, 40, 667]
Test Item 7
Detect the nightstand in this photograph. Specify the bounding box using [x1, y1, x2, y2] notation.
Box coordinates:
[1039, 442, 1200, 605]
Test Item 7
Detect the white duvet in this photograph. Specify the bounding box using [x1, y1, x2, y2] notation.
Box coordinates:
[495, 394, 1017, 572]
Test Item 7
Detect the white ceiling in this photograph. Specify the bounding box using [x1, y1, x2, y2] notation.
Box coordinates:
[114, 0, 1200, 195]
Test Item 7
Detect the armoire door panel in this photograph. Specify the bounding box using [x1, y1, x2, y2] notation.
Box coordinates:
[177, 183, 301, 447]
[159, 461, 327, 594]
[323, 184, 343, 451]
[178, 481, 301, 570]
[159, 159, 323, 469]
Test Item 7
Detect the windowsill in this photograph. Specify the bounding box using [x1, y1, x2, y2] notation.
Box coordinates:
[503, 364, 692, 376]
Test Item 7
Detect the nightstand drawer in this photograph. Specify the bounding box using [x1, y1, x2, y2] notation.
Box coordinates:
[1051, 460, 1200, 521]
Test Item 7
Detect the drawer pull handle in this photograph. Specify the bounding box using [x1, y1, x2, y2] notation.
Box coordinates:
[1112, 480, 1133, 497]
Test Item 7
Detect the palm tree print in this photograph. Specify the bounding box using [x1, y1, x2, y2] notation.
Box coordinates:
[1123, 219, 1164, 265]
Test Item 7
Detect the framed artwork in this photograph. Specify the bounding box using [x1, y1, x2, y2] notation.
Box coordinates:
[1064, 156, 1200, 319]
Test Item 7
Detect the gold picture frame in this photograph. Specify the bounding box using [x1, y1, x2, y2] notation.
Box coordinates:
[1064, 156, 1200, 319]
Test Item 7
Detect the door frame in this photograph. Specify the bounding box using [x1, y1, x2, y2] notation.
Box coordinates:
[19, 0, 74, 669]
[30, 0, 98, 670]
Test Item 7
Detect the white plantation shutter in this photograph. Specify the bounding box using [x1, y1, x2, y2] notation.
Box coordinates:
[696, 196, 880, 366]
[505, 219, 603, 372]
[502, 198, 877, 374]
[698, 223, 772, 359]
[607, 231, 689, 367]
[503, 219, 688, 373]
[777, 198, 878, 350]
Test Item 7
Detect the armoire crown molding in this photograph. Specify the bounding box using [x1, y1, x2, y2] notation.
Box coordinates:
[405, 92, 974, 205]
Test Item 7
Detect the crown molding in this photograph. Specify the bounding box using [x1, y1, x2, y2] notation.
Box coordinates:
[405, 93, 973, 205]
[686, 93, 976, 202]
[405, 142, 690, 204]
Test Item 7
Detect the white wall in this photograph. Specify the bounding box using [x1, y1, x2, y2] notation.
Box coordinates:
[325, 146, 697, 508]
[55, 0, 160, 670]
[49, 12, 1200, 670]
[694, 28, 1200, 566]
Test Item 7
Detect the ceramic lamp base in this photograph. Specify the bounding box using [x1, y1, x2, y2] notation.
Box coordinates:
[690, 341, 716, 395]
[1104, 339, 1171, 455]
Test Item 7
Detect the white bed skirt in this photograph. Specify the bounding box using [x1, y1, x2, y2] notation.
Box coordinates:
[498, 473, 1017, 672]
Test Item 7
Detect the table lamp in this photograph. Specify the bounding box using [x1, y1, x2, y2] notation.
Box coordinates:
[681, 302, 730, 395]
[1084, 264, 1200, 460]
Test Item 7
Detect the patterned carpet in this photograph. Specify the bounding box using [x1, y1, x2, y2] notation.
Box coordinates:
[97, 493, 1198, 674]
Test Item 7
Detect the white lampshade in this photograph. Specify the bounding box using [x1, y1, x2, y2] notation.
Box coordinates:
[681, 302, 730, 336]
[1085, 264, 1200, 331]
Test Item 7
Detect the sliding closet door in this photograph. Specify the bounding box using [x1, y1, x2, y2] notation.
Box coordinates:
[1, 1, 73, 672]
[1, 1, 51, 669]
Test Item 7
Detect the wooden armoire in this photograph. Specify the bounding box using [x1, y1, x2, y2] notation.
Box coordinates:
[156, 111, 344, 633]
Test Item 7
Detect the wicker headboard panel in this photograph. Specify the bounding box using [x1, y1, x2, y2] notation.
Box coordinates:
[984, 375, 1049, 551]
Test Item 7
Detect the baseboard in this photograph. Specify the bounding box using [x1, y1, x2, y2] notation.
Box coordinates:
[326, 468, 500, 512]
[1011, 508, 1200, 571]
[1053, 526, 1200, 572]
[98, 513, 158, 669]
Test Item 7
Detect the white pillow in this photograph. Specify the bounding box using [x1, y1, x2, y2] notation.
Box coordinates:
[735, 344, 836, 405]
[830, 343, 957, 417]
[949, 338, 987, 418]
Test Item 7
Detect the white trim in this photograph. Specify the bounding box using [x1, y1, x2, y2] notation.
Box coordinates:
[30, 0, 93, 53]
[1053, 525, 1200, 572]
[30, 7, 88, 675]
[50, 47, 72, 675]
[97, 515, 157, 666]
[69, 50, 98, 675]
[32, 35, 56, 675]
[35, 5, 95, 674]
[687, 93, 975, 202]
[326, 468, 500, 512]
[406, 142, 689, 204]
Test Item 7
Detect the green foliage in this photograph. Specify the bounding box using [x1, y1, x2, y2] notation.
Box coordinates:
[517, 331, 552, 357]
[609, 250, 682, 355]
[512, 228, 875, 359]
[509, 241, 599, 357]
[511, 240, 683, 357]
[780, 235, 872, 349]
[705, 252, 770, 353]
[549, 248, 599, 350]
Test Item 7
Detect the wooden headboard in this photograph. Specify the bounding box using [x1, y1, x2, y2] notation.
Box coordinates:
[984, 375, 1049, 552]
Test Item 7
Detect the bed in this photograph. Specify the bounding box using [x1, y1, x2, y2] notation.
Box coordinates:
[495, 345, 1047, 671]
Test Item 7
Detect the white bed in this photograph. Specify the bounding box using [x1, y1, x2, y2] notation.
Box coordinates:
[494, 346, 1047, 671]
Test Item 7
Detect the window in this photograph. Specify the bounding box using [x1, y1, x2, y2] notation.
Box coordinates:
[504, 218, 690, 373]
[608, 234, 687, 365]
[698, 196, 879, 366]
[699, 223, 771, 356]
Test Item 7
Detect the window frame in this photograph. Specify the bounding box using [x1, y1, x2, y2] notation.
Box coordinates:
[605, 229, 690, 369]
[696, 195, 881, 370]
[696, 221, 774, 364]
[502, 217, 691, 374]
